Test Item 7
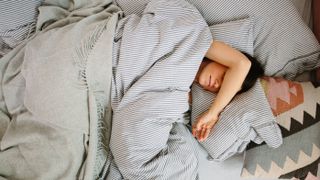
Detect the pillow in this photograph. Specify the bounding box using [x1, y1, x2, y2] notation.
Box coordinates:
[191, 81, 282, 162]
[115, 0, 320, 80]
[290, 0, 312, 27]
[241, 77, 320, 179]
[189, 18, 282, 162]
[208, 17, 254, 56]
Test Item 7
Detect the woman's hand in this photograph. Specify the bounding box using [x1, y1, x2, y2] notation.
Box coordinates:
[192, 111, 219, 142]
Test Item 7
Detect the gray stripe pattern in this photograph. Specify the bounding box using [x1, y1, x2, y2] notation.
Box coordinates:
[208, 17, 254, 56]
[115, 0, 320, 79]
[0, 0, 42, 55]
[109, 0, 212, 179]
[191, 81, 283, 162]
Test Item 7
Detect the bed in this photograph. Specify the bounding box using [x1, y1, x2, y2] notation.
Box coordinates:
[0, 0, 319, 179]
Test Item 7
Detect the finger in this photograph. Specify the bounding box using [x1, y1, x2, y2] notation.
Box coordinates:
[192, 126, 196, 136]
[196, 119, 203, 131]
[196, 128, 202, 140]
[192, 126, 196, 137]
[199, 128, 206, 141]
[202, 126, 211, 141]
[203, 127, 211, 140]
[200, 126, 207, 141]
[195, 128, 199, 139]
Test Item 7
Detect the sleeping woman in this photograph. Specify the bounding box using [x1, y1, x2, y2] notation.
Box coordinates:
[109, 0, 264, 179]
[191, 41, 264, 142]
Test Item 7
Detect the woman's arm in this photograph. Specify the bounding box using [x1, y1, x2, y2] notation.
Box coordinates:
[192, 40, 251, 141]
[205, 41, 251, 117]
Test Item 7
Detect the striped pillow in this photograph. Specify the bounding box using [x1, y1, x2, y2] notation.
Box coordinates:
[190, 18, 282, 161]
[241, 77, 320, 179]
[191, 80, 282, 162]
[208, 17, 254, 56]
[115, 0, 320, 79]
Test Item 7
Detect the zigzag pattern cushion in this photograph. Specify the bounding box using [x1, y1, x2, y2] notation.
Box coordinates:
[241, 77, 320, 179]
[115, 0, 320, 79]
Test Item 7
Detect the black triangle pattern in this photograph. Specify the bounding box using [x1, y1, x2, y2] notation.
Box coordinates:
[279, 156, 320, 179]
[246, 103, 320, 150]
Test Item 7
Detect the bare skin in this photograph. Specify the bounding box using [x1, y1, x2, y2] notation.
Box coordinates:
[192, 40, 251, 142]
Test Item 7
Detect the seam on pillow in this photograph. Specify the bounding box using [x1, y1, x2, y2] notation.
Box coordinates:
[273, 50, 320, 75]
[253, 121, 277, 129]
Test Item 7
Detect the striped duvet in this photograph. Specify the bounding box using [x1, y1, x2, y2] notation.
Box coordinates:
[108, 0, 212, 179]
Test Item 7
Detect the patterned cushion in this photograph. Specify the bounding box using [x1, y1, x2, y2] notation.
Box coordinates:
[241, 77, 320, 179]
[115, 0, 320, 79]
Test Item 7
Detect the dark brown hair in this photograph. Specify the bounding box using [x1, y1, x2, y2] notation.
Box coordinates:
[237, 51, 264, 94]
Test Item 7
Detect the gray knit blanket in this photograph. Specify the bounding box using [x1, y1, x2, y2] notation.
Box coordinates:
[0, 1, 121, 179]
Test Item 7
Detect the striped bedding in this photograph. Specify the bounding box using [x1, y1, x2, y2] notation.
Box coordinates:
[115, 0, 320, 80]
[0, 0, 42, 57]
[191, 81, 283, 162]
[108, 0, 212, 179]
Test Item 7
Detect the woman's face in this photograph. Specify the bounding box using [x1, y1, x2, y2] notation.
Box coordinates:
[195, 60, 228, 93]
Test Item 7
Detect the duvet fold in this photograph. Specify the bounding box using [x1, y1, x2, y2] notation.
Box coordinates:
[109, 0, 212, 179]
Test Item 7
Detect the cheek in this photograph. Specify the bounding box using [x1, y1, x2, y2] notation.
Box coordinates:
[198, 73, 207, 87]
